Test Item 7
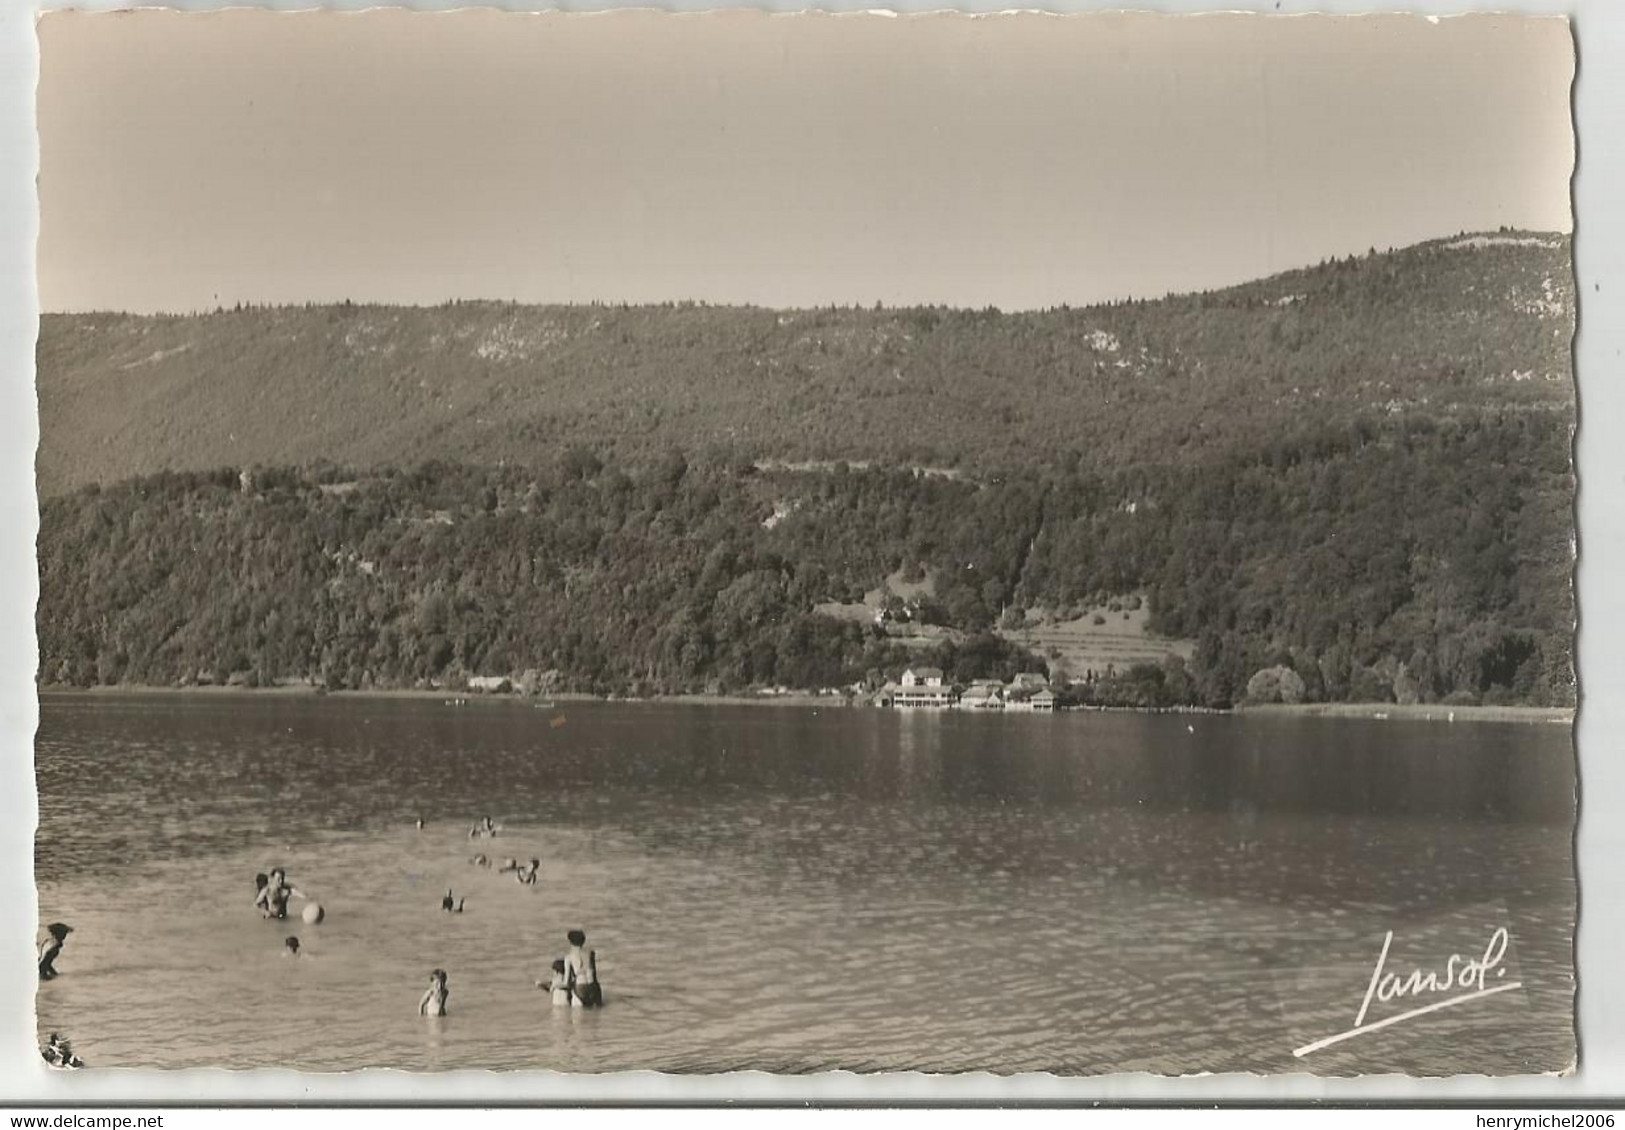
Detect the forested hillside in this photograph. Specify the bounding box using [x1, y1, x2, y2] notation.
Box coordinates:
[37, 406, 1574, 708]
[35, 231, 1575, 706]
[36, 232, 1572, 495]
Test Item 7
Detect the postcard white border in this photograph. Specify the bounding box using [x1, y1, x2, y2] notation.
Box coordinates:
[1, 0, 1617, 1105]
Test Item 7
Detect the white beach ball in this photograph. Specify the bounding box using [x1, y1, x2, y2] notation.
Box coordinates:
[302, 903, 325, 925]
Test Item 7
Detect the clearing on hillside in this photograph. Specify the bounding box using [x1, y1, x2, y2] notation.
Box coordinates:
[999, 604, 1194, 682]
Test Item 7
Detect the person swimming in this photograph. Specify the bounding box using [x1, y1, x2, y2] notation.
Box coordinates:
[564, 929, 602, 1009]
[538, 958, 571, 1006]
[471, 853, 490, 868]
[283, 936, 301, 958]
[37, 923, 71, 980]
[419, 968, 449, 1017]
[497, 857, 519, 874]
[515, 858, 540, 885]
[255, 868, 307, 920]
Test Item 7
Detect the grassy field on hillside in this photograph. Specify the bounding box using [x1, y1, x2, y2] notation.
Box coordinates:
[998, 607, 1194, 681]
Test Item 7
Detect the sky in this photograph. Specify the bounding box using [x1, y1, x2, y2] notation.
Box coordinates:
[36, 10, 1574, 313]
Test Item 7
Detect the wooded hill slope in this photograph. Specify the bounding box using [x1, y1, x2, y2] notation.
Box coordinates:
[38, 406, 1574, 708]
[35, 230, 1576, 707]
[36, 231, 1573, 495]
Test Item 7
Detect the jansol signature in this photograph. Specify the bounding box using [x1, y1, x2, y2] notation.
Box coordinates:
[1293, 927, 1522, 1057]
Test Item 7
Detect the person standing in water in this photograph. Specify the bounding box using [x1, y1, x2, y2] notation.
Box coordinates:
[419, 969, 449, 1017]
[255, 868, 307, 920]
[564, 929, 602, 1008]
[38, 923, 71, 980]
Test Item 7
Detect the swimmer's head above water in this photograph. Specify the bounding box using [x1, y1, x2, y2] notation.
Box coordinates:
[567, 929, 587, 947]
[284, 936, 300, 956]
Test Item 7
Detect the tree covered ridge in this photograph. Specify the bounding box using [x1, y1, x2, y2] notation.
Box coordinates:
[37, 232, 1573, 496]
[38, 406, 1573, 708]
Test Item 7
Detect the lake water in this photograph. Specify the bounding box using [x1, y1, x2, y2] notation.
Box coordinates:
[33, 693, 1574, 1075]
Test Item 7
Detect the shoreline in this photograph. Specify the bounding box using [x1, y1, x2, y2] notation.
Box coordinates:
[1234, 702, 1573, 725]
[38, 683, 848, 710]
[38, 683, 1574, 724]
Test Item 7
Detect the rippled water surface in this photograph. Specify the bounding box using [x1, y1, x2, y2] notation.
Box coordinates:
[34, 694, 1574, 1075]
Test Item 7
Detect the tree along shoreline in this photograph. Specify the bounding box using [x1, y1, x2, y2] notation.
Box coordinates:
[38, 684, 1574, 725]
[37, 427, 1574, 711]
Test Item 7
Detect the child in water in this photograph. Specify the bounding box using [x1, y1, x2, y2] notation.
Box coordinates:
[37, 923, 71, 980]
[539, 959, 571, 1006]
[283, 936, 301, 958]
[419, 969, 449, 1017]
[516, 858, 540, 885]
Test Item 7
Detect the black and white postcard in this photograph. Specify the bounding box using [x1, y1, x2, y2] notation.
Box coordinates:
[29, 10, 1576, 1078]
